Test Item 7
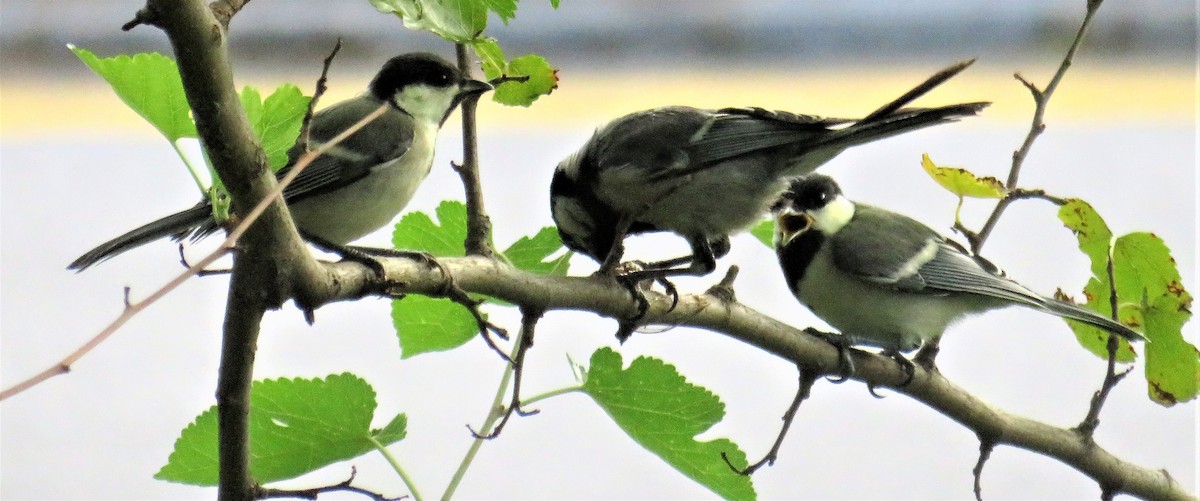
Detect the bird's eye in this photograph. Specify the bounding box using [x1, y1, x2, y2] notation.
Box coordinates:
[434, 72, 452, 86]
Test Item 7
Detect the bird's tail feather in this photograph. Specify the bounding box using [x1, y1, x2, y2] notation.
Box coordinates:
[858, 59, 979, 124]
[812, 101, 991, 152]
[1036, 299, 1144, 341]
[68, 205, 213, 271]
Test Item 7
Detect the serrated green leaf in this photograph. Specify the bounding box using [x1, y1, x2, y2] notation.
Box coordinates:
[156, 374, 404, 486]
[503, 226, 572, 275]
[370, 0, 489, 42]
[393, 295, 480, 357]
[492, 54, 558, 107]
[372, 413, 408, 443]
[1057, 199, 1136, 360]
[1112, 233, 1196, 405]
[921, 154, 1006, 199]
[750, 219, 774, 248]
[392, 201, 468, 256]
[70, 46, 197, 141]
[241, 84, 310, 171]
[581, 348, 755, 500]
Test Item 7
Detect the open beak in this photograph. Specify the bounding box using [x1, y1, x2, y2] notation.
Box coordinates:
[774, 210, 814, 247]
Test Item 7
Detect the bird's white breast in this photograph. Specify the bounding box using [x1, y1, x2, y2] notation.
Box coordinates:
[797, 244, 977, 352]
[289, 121, 437, 245]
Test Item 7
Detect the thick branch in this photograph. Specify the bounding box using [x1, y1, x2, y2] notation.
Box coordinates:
[314, 256, 1192, 500]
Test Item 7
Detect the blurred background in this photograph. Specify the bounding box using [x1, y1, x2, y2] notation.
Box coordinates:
[2, 1, 1196, 499]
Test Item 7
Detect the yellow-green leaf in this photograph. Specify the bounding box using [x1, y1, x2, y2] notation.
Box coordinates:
[921, 154, 1006, 199]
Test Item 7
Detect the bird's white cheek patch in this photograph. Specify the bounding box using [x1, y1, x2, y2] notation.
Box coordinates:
[810, 195, 855, 233]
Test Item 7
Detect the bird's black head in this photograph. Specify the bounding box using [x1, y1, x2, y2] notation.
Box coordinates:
[370, 53, 461, 100]
[369, 53, 491, 123]
[774, 174, 843, 213]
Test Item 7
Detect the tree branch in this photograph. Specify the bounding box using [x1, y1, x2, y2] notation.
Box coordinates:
[453, 44, 494, 257]
[970, 0, 1104, 253]
[306, 255, 1192, 500]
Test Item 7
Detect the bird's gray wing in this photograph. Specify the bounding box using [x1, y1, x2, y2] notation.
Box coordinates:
[673, 107, 851, 177]
[587, 107, 710, 180]
[831, 205, 1043, 306]
[828, 205, 945, 292]
[278, 98, 414, 202]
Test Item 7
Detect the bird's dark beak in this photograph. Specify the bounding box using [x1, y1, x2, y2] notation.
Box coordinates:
[459, 79, 493, 97]
[774, 211, 814, 247]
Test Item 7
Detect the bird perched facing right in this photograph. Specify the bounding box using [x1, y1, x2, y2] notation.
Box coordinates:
[69, 52, 491, 271]
[550, 60, 990, 285]
[772, 174, 1143, 357]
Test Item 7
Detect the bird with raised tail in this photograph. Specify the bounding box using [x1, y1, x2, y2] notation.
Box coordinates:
[550, 60, 990, 285]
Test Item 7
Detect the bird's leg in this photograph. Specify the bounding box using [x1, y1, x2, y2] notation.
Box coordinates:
[802, 328, 855, 382]
[913, 339, 941, 371]
[621, 235, 719, 284]
[302, 232, 387, 276]
[594, 217, 634, 277]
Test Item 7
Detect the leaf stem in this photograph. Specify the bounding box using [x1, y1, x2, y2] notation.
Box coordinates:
[520, 385, 583, 407]
[171, 139, 210, 195]
[369, 436, 423, 501]
[441, 335, 523, 499]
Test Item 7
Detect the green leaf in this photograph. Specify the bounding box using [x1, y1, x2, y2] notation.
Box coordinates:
[393, 295, 480, 358]
[1112, 233, 1197, 405]
[372, 413, 409, 443]
[156, 374, 405, 485]
[240, 84, 310, 171]
[472, 38, 507, 80]
[481, 0, 518, 23]
[921, 154, 1006, 225]
[492, 54, 558, 107]
[921, 154, 1006, 199]
[392, 200, 468, 256]
[70, 45, 197, 141]
[370, 0, 489, 42]
[581, 348, 756, 500]
[750, 219, 774, 248]
[1057, 199, 1136, 360]
[502, 226, 572, 275]
[471, 40, 558, 107]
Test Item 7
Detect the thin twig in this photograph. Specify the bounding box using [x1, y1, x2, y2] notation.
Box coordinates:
[257, 466, 406, 501]
[1075, 253, 1133, 437]
[470, 307, 544, 439]
[0, 105, 389, 402]
[973, 437, 996, 501]
[298, 39, 342, 154]
[453, 44, 494, 257]
[970, 0, 1104, 253]
[724, 366, 819, 475]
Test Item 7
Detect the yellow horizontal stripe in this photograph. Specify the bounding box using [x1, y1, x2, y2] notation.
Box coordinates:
[1, 62, 1192, 137]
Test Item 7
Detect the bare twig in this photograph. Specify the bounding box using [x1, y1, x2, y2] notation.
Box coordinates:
[969, 0, 1104, 253]
[257, 466, 406, 501]
[973, 437, 996, 501]
[0, 104, 388, 402]
[208, 0, 252, 29]
[297, 38, 342, 154]
[1076, 253, 1133, 437]
[725, 365, 819, 475]
[470, 307, 544, 439]
[453, 44, 494, 257]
